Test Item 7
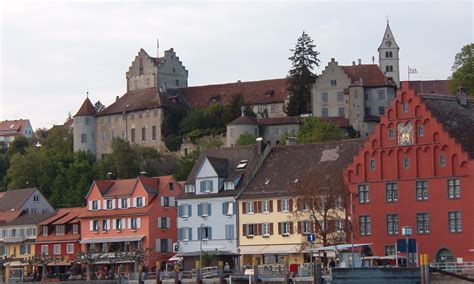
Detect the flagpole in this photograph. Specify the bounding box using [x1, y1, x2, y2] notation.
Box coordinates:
[408, 66, 410, 81]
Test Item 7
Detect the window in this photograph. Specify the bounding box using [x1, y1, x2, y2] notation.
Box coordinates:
[402, 102, 409, 113]
[56, 225, 65, 236]
[417, 126, 424, 137]
[185, 184, 195, 193]
[92, 220, 99, 231]
[225, 225, 235, 240]
[321, 108, 328, 117]
[246, 224, 255, 236]
[92, 200, 99, 210]
[200, 180, 213, 193]
[42, 226, 48, 236]
[222, 202, 234, 216]
[115, 219, 123, 230]
[168, 183, 174, 191]
[388, 128, 394, 140]
[1, 230, 6, 238]
[224, 181, 234, 190]
[337, 92, 343, 101]
[369, 159, 376, 171]
[54, 244, 61, 255]
[330, 80, 337, 86]
[121, 130, 126, 139]
[26, 227, 36, 237]
[359, 215, 371, 236]
[358, 184, 369, 203]
[141, 127, 146, 141]
[403, 157, 410, 169]
[131, 218, 138, 230]
[230, 127, 234, 138]
[417, 213, 430, 234]
[198, 203, 211, 217]
[300, 221, 312, 234]
[179, 228, 192, 241]
[20, 244, 30, 255]
[262, 200, 270, 213]
[162, 197, 170, 207]
[281, 199, 289, 212]
[416, 181, 428, 200]
[120, 198, 128, 208]
[378, 106, 385, 115]
[198, 226, 211, 240]
[262, 223, 270, 236]
[33, 194, 40, 203]
[152, 126, 157, 140]
[440, 154, 446, 167]
[386, 183, 398, 202]
[175, 80, 179, 86]
[102, 219, 109, 231]
[448, 211, 462, 233]
[41, 245, 49, 255]
[246, 202, 254, 214]
[365, 107, 371, 116]
[81, 134, 87, 143]
[377, 89, 386, 100]
[385, 246, 396, 256]
[131, 128, 136, 143]
[365, 91, 371, 101]
[72, 224, 79, 235]
[447, 178, 460, 199]
[106, 199, 113, 209]
[67, 244, 74, 254]
[386, 214, 399, 235]
[338, 108, 345, 117]
[136, 197, 144, 207]
[281, 222, 291, 235]
[270, 104, 278, 113]
[179, 204, 191, 218]
[85, 117, 90, 125]
[321, 92, 328, 102]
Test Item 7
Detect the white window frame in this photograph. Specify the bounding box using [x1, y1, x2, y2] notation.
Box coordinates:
[41, 245, 49, 255]
[246, 202, 254, 214]
[263, 223, 270, 236]
[66, 243, 74, 254]
[281, 199, 289, 212]
[282, 222, 290, 235]
[54, 244, 61, 255]
[262, 200, 270, 213]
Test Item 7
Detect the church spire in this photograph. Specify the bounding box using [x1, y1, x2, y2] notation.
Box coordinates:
[378, 21, 400, 87]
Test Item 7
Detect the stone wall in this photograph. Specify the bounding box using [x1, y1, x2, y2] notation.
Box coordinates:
[73, 116, 96, 154]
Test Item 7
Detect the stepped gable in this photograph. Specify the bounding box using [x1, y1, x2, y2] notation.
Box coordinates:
[181, 78, 288, 107]
[241, 139, 365, 199]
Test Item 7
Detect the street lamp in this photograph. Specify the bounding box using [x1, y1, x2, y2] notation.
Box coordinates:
[199, 223, 204, 270]
[349, 193, 355, 268]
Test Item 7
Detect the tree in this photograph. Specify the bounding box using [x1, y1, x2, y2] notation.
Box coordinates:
[196, 136, 223, 151]
[98, 138, 140, 179]
[449, 43, 474, 95]
[286, 31, 320, 115]
[296, 117, 344, 144]
[174, 150, 200, 181]
[223, 94, 256, 123]
[235, 133, 258, 146]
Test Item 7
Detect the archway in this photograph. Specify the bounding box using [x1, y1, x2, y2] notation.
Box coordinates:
[436, 248, 454, 262]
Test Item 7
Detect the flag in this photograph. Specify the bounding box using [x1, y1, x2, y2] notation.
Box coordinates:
[408, 68, 418, 74]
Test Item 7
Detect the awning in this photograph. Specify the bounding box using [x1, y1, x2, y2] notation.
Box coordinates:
[311, 243, 372, 252]
[47, 261, 72, 266]
[238, 245, 267, 255]
[176, 251, 239, 257]
[80, 235, 145, 244]
[260, 244, 301, 254]
[4, 261, 28, 267]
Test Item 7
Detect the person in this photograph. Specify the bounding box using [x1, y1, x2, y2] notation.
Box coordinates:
[224, 262, 230, 272]
[329, 259, 336, 268]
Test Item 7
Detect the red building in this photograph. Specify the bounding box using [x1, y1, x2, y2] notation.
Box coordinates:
[79, 175, 181, 274]
[345, 83, 474, 262]
[35, 207, 84, 274]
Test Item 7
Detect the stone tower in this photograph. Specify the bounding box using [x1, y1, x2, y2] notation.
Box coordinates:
[378, 21, 400, 87]
[73, 97, 97, 154]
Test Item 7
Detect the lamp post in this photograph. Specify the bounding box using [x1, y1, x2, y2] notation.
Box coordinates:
[199, 223, 204, 270]
[349, 193, 355, 268]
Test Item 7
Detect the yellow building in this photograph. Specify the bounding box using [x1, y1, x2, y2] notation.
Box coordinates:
[237, 140, 364, 267]
[0, 212, 56, 282]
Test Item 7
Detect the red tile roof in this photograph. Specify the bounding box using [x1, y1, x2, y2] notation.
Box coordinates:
[403, 80, 452, 96]
[74, 98, 97, 117]
[0, 211, 23, 224]
[89, 176, 174, 198]
[319, 116, 351, 128]
[182, 78, 288, 107]
[79, 206, 150, 219]
[341, 64, 395, 87]
[36, 234, 80, 243]
[0, 119, 30, 136]
[39, 207, 85, 226]
[96, 88, 166, 117]
[228, 116, 259, 126]
[258, 116, 300, 126]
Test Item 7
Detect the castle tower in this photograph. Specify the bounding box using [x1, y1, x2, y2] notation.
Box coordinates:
[378, 21, 400, 87]
[73, 97, 97, 154]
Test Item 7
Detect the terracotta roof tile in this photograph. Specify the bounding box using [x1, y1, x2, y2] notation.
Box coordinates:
[229, 116, 259, 125]
[257, 116, 300, 126]
[0, 211, 23, 224]
[341, 64, 395, 87]
[79, 206, 150, 219]
[96, 88, 166, 117]
[0, 119, 30, 135]
[0, 188, 36, 211]
[36, 234, 80, 243]
[4, 212, 56, 226]
[181, 78, 288, 107]
[403, 80, 452, 96]
[319, 116, 351, 128]
[40, 207, 85, 226]
[74, 98, 97, 117]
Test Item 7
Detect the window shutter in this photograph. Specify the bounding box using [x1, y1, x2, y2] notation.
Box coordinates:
[257, 224, 262, 236]
[210, 181, 214, 192]
[278, 222, 281, 235]
[118, 200, 122, 209]
[88, 201, 93, 210]
[277, 200, 281, 212]
[197, 227, 202, 240]
[166, 217, 171, 229]
[89, 221, 93, 231]
[242, 202, 247, 214]
[208, 203, 212, 216]
[127, 198, 131, 208]
[222, 202, 227, 215]
[156, 239, 161, 252]
[137, 218, 141, 229]
[188, 228, 193, 240]
[198, 204, 202, 216]
[296, 199, 301, 211]
[242, 224, 247, 236]
[297, 221, 302, 234]
[170, 197, 175, 207]
[289, 222, 294, 234]
[269, 200, 273, 212]
[253, 224, 258, 236]
[253, 201, 258, 213]
[168, 239, 173, 252]
[270, 223, 274, 235]
[289, 199, 293, 212]
[97, 200, 101, 210]
[233, 202, 237, 215]
[160, 197, 164, 207]
[257, 201, 262, 213]
[188, 205, 192, 217]
[200, 181, 205, 192]
[112, 219, 116, 230]
[132, 198, 137, 207]
[107, 220, 111, 230]
[103, 200, 107, 209]
[208, 227, 212, 240]
[178, 229, 183, 241]
[112, 199, 116, 209]
[178, 205, 183, 218]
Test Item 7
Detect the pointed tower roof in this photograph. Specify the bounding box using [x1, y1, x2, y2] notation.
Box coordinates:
[378, 22, 399, 51]
[74, 97, 97, 117]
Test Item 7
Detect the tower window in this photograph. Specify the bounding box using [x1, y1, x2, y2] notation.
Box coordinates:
[175, 80, 179, 86]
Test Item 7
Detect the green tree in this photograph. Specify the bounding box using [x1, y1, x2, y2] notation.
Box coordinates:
[196, 136, 223, 151]
[236, 133, 258, 146]
[286, 31, 320, 115]
[296, 117, 344, 144]
[134, 145, 163, 177]
[97, 138, 140, 179]
[449, 43, 474, 95]
[165, 134, 183, 152]
[174, 150, 200, 181]
[223, 94, 256, 123]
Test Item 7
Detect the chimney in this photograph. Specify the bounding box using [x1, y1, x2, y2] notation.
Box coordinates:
[256, 137, 263, 155]
[106, 172, 115, 180]
[140, 171, 147, 176]
[286, 137, 297, 146]
[372, 56, 375, 64]
[352, 61, 355, 66]
[116, 96, 119, 102]
[358, 59, 361, 65]
[458, 87, 468, 107]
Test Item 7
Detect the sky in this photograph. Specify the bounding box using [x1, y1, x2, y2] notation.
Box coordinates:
[0, 0, 472, 129]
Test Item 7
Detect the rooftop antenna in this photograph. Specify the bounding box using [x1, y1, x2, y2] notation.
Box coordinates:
[386, 16, 389, 25]
[157, 38, 160, 57]
[86, 91, 89, 99]
[372, 56, 375, 64]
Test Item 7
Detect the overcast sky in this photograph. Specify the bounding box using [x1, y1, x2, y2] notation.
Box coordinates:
[0, 0, 472, 129]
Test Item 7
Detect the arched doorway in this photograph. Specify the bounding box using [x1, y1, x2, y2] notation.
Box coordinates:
[436, 248, 454, 262]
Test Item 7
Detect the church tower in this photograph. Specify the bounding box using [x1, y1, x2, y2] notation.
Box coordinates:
[378, 21, 400, 87]
[73, 97, 97, 155]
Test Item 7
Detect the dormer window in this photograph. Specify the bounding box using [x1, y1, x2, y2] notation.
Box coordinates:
[55, 225, 65, 236]
[200, 180, 213, 193]
[120, 198, 128, 209]
[136, 197, 144, 207]
[106, 199, 113, 209]
[42, 226, 48, 236]
[224, 182, 235, 190]
[237, 160, 248, 169]
[33, 194, 40, 203]
[168, 183, 174, 191]
[185, 184, 195, 193]
[92, 200, 99, 211]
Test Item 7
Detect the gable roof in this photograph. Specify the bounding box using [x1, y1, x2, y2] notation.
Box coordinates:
[178, 144, 260, 199]
[240, 139, 365, 199]
[179, 78, 288, 108]
[3, 212, 56, 226]
[257, 116, 300, 126]
[403, 80, 452, 96]
[96, 88, 164, 117]
[421, 93, 474, 159]
[0, 188, 37, 211]
[86, 176, 175, 199]
[228, 116, 259, 126]
[0, 119, 30, 136]
[74, 98, 97, 117]
[207, 157, 230, 177]
[341, 64, 395, 87]
[39, 207, 85, 226]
